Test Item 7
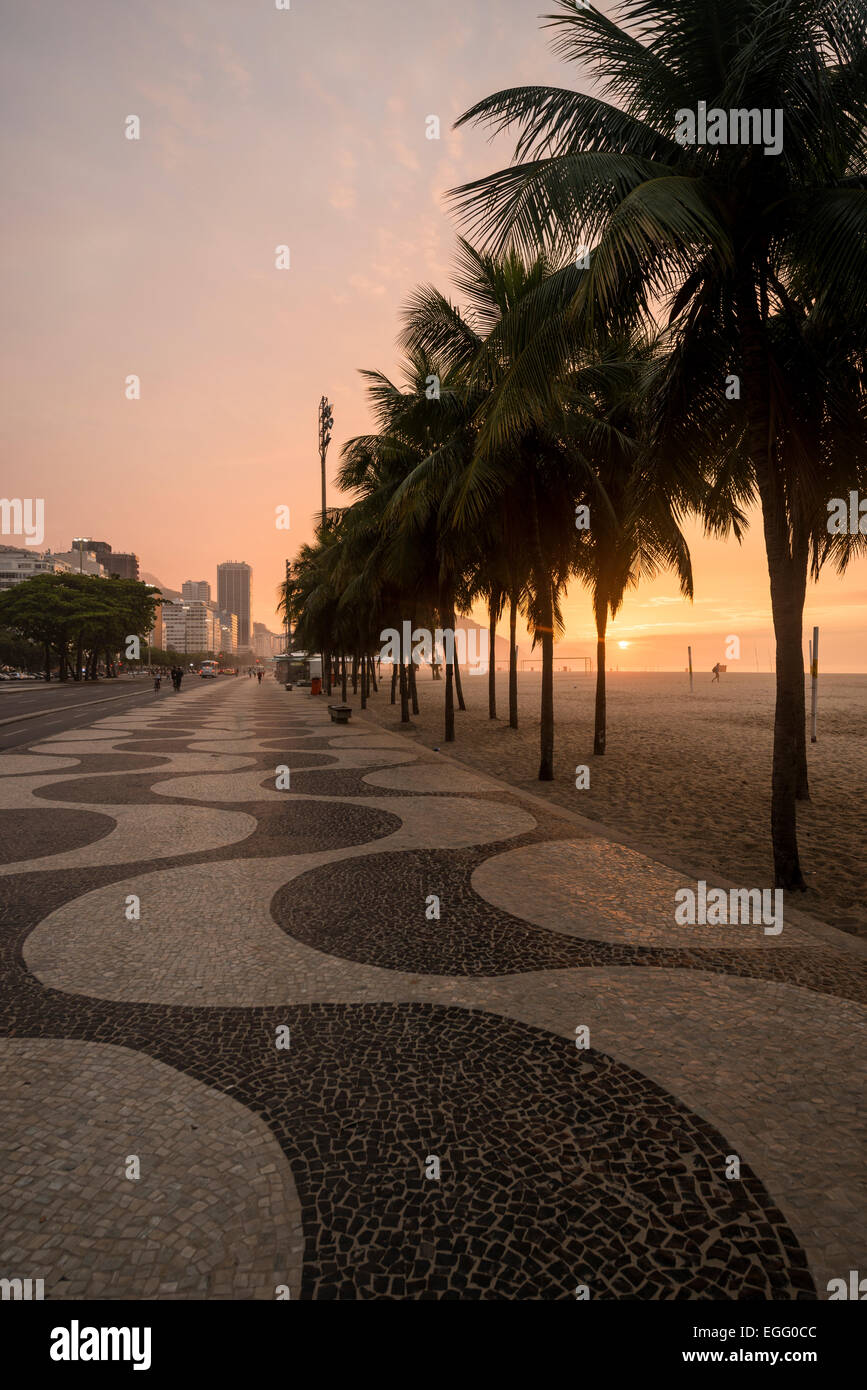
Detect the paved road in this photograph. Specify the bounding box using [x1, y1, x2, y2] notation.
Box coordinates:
[0, 677, 212, 751]
[0, 676, 864, 1298]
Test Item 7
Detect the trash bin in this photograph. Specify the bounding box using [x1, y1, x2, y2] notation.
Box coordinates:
[311, 677, 322, 696]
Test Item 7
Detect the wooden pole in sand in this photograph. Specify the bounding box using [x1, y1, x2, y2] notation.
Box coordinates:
[810, 626, 819, 743]
[688, 645, 693, 693]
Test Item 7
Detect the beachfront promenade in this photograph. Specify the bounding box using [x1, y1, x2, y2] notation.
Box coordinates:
[0, 677, 864, 1299]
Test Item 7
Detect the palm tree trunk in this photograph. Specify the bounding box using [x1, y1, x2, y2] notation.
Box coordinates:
[488, 592, 498, 719]
[529, 482, 554, 780]
[454, 646, 466, 710]
[443, 597, 456, 742]
[390, 664, 398, 704]
[351, 653, 358, 695]
[792, 521, 810, 801]
[369, 656, 378, 693]
[360, 649, 368, 710]
[508, 592, 518, 728]
[772, 584, 808, 861]
[444, 657, 455, 741]
[593, 590, 608, 755]
[409, 660, 419, 714]
[399, 662, 410, 722]
[341, 653, 347, 703]
[538, 599, 554, 780]
[74, 632, 83, 681]
[736, 271, 806, 888]
[44, 641, 52, 681]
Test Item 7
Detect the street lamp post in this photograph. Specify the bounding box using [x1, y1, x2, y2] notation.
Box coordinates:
[284, 558, 291, 653]
[284, 557, 292, 688]
[318, 395, 334, 694]
[318, 395, 333, 527]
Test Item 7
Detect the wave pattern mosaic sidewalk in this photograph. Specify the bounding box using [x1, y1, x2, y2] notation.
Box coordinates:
[0, 680, 864, 1299]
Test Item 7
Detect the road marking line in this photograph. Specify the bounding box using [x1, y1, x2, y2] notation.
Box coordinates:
[0, 688, 155, 729]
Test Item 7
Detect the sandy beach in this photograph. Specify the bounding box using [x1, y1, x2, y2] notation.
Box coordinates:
[362, 669, 867, 939]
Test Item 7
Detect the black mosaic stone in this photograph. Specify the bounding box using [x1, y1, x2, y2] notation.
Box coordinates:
[32, 751, 341, 806]
[22, 752, 172, 774]
[275, 846, 867, 1002]
[0, 984, 816, 1300]
[0, 807, 116, 864]
[118, 739, 218, 753]
[0, 691, 856, 1301]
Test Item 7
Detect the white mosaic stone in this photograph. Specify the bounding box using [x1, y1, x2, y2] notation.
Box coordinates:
[471, 838, 817, 950]
[0, 804, 257, 874]
[0, 1038, 303, 1300]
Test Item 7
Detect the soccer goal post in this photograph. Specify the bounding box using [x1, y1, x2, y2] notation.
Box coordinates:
[520, 656, 592, 673]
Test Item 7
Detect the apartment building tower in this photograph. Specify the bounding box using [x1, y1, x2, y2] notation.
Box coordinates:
[216, 562, 252, 649]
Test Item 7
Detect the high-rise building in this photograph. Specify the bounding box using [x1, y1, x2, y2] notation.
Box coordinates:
[160, 601, 187, 652]
[69, 539, 139, 581]
[159, 600, 220, 654]
[148, 594, 163, 651]
[218, 611, 238, 653]
[107, 552, 140, 581]
[72, 539, 111, 562]
[253, 622, 283, 659]
[185, 601, 221, 653]
[53, 548, 107, 577]
[0, 547, 62, 590]
[217, 562, 252, 648]
[182, 580, 211, 604]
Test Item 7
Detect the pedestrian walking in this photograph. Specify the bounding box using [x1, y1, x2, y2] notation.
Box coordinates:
[257, 669, 263, 685]
[711, 662, 721, 683]
[153, 673, 161, 693]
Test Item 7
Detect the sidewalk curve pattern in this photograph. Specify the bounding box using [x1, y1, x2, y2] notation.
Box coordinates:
[1, 679, 864, 1299]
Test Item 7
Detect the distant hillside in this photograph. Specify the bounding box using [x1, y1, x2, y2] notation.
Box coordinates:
[455, 615, 513, 663]
[141, 572, 182, 601]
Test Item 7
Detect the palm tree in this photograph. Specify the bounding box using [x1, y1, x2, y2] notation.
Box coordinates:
[338, 358, 474, 739]
[451, 0, 867, 885]
[399, 244, 582, 779]
[567, 338, 696, 753]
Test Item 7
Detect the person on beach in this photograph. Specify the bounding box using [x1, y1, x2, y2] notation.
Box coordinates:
[711, 662, 721, 683]
[257, 669, 263, 685]
[153, 672, 161, 692]
[175, 667, 183, 691]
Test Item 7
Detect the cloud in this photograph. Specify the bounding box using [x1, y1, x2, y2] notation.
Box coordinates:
[329, 185, 357, 211]
[348, 274, 386, 297]
[389, 137, 421, 173]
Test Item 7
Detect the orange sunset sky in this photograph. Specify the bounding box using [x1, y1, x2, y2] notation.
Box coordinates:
[2, 0, 865, 670]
